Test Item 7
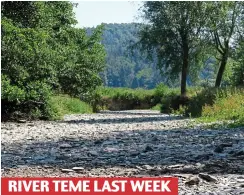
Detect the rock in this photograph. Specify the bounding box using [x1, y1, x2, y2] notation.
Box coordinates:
[152, 137, 159, 141]
[214, 146, 224, 153]
[59, 143, 72, 149]
[199, 173, 217, 182]
[21, 157, 32, 160]
[17, 119, 26, 123]
[130, 152, 140, 157]
[55, 155, 70, 160]
[72, 167, 84, 172]
[104, 147, 119, 152]
[182, 166, 197, 173]
[144, 145, 154, 152]
[94, 140, 103, 145]
[89, 151, 98, 156]
[27, 123, 35, 126]
[61, 169, 74, 173]
[43, 165, 52, 169]
[220, 143, 233, 148]
[185, 176, 200, 185]
[168, 164, 184, 169]
[142, 165, 153, 170]
[239, 183, 244, 188]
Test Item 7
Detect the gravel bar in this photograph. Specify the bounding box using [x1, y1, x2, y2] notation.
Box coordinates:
[1, 110, 244, 194]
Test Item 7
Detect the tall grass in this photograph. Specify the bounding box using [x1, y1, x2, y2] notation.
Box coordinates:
[200, 89, 244, 124]
[48, 95, 93, 120]
[90, 85, 244, 126]
[93, 86, 156, 110]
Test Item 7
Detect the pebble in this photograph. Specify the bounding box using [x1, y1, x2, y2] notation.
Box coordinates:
[185, 176, 200, 185]
[17, 119, 27, 123]
[59, 144, 72, 149]
[1, 110, 244, 194]
[72, 167, 84, 172]
[61, 169, 74, 173]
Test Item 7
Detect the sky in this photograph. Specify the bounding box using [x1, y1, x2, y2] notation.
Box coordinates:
[73, 2, 142, 28]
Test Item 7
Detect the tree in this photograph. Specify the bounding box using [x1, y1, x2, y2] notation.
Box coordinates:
[207, 2, 244, 87]
[137, 2, 209, 96]
[1, 1, 38, 28]
[1, 1, 106, 119]
[56, 25, 106, 96]
[231, 39, 244, 86]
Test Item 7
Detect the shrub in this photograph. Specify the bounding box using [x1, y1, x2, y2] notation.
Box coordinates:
[154, 83, 169, 102]
[1, 74, 53, 121]
[160, 88, 180, 113]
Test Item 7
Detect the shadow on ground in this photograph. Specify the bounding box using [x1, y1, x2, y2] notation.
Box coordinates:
[62, 115, 184, 124]
[2, 123, 244, 175]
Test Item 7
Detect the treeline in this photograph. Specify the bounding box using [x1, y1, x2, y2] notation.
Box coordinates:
[87, 23, 166, 89]
[1, 2, 106, 120]
[89, 19, 243, 90]
[137, 1, 244, 96]
[1, 1, 244, 121]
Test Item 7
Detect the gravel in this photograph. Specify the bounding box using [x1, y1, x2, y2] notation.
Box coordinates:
[1, 110, 244, 194]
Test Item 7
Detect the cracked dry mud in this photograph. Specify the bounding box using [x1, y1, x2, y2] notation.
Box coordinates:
[1, 110, 244, 194]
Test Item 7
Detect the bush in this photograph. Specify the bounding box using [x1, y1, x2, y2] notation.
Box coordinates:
[160, 89, 179, 113]
[154, 83, 169, 102]
[1, 74, 53, 121]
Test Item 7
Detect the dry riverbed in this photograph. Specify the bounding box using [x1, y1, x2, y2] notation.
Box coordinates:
[1, 110, 244, 194]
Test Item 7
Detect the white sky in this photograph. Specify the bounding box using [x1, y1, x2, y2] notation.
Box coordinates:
[73, 1, 142, 28]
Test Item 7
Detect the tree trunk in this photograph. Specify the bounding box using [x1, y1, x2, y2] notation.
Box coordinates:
[181, 42, 189, 97]
[215, 49, 228, 87]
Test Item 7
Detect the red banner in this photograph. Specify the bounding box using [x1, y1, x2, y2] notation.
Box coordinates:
[1, 178, 178, 195]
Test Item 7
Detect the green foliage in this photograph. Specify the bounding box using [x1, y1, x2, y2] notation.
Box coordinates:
[1, 74, 25, 101]
[56, 25, 106, 96]
[186, 88, 217, 117]
[1, 1, 105, 120]
[151, 104, 161, 111]
[154, 83, 169, 103]
[231, 40, 244, 86]
[87, 23, 165, 89]
[206, 2, 244, 87]
[138, 2, 210, 95]
[90, 86, 157, 111]
[1, 18, 57, 88]
[198, 89, 244, 124]
[48, 95, 93, 120]
[160, 86, 244, 124]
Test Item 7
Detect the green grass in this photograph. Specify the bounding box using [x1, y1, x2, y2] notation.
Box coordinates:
[96, 86, 154, 100]
[198, 89, 244, 125]
[48, 95, 93, 120]
[94, 86, 156, 110]
[91, 85, 244, 128]
[151, 104, 161, 111]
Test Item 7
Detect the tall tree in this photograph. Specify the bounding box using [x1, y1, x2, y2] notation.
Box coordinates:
[208, 2, 244, 87]
[137, 2, 208, 96]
